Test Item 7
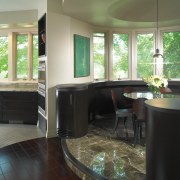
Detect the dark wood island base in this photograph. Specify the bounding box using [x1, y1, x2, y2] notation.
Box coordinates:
[145, 98, 180, 180]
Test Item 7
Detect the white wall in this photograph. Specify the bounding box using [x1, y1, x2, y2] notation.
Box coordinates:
[47, 16, 93, 87]
[46, 12, 71, 137]
[45, 2, 93, 137]
[47, 13, 71, 87]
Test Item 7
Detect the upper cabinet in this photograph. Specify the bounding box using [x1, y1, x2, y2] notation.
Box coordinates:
[38, 13, 46, 57]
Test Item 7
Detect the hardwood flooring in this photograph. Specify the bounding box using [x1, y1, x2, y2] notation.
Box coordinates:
[0, 137, 81, 180]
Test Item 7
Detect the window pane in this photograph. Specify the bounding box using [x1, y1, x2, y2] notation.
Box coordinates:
[0, 36, 8, 78]
[163, 31, 180, 79]
[113, 33, 129, 79]
[33, 35, 38, 79]
[16, 34, 28, 79]
[136, 33, 154, 78]
[93, 33, 105, 79]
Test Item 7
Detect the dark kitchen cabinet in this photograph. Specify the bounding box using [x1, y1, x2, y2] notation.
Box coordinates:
[56, 84, 89, 138]
[0, 94, 2, 121]
[0, 91, 38, 125]
[38, 13, 46, 57]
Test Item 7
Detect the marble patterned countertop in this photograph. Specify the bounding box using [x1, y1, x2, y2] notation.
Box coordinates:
[0, 83, 38, 92]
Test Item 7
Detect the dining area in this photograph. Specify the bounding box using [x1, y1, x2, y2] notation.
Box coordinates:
[111, 85, 179, 142]
[58, 80, 180, 180]
[112, 84, 180, 180]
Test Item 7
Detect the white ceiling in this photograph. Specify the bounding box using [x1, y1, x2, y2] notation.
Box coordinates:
[0, 0, 180, 28]
[0, 0, 38, 12]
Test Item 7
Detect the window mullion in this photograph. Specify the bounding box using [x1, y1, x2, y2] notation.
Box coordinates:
[28, 32, 33, 80]
[132, 31, 137, 79]
[8, 32, 16, 81]
[108, 31, 113, 80]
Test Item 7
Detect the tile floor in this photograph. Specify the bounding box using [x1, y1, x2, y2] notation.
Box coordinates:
[0, 124, 45, 148]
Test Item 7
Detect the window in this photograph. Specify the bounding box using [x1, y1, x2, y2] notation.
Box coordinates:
[113, 33, 129, 79]
[0, 36, 8, 79]
[33, 35, 38, 79]
[16, 34, 28, 79]
[0, 31, 38, 81]
[136, 33, 154, 78]
[163, 31, 180, 79]
[93, 33, 106, 80]
[93, 28, 180, 81]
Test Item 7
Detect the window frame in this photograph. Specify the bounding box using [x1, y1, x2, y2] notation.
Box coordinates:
[133, 30, 155, 79]
[94, 26, 180, 81]
[0, 29, 38, 82]
[93, 31, 109, 81]
[0, 33, 9, 79]
[110, 31, 132, 80]
[160, 28, 180, 80]
[16, 33, 29, 80]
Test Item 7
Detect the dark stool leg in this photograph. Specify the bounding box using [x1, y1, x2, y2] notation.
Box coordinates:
[123, 117, 129, 139]
[133, 122, 139, 147]
[114, 115, 119, 130]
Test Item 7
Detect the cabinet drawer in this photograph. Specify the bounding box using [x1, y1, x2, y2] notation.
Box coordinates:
[3, 102, 37, 110]
[3, 109, 37, 124]
[0, 110, 3, 122]
[0, 91, 38, 124]
[2, 92, 36, 102]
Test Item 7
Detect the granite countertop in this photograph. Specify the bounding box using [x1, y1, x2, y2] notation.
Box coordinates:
[0, 83, 38, 92]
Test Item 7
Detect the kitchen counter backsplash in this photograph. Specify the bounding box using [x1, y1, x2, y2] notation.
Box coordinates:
[0, 83, 38, 92]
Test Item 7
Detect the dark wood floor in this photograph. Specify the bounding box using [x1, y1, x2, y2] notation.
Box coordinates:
[0, 137, 81, 180]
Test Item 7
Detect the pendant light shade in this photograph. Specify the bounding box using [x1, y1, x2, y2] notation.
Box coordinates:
[153, 49, 163, 58]
[153, 0, 163, 58]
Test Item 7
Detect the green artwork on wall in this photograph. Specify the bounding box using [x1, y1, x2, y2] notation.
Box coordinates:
[74, 34, 90, 77]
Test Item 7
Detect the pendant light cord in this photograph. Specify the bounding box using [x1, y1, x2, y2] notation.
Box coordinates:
[153, 0, 163, 58]
[156, 0, 159, 48]
[157, 0, 158, 31]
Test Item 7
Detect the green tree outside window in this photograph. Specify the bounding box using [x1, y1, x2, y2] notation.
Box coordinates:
[136, 33, 154, 78]
[163, 31, 180, 79]
[0, 36, 8, 78]
[16, 34, 28, 79]
[113, 33, 129, 79]
[93, 33, 105, 80]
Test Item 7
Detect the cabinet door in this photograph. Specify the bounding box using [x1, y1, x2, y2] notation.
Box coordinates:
[58, 92, 73, 125]
[56, 89, 88, 138]
[0, 93, 3, 122]
[38, 13, 46, 56]
[2, 91, 38, 124]
[57, 92, 73, 137]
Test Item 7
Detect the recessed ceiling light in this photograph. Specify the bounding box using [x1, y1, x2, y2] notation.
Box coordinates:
[18, 22, 37, 28]
[0, 24, 9, 28]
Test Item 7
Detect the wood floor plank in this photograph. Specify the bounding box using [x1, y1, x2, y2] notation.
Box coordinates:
[0, 137, 81, 180]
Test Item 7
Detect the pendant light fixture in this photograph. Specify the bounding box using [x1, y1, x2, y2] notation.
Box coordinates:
[153, 0, 163, 58]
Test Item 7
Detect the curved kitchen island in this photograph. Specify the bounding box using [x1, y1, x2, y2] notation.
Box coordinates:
[145, 98, 180, 180]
